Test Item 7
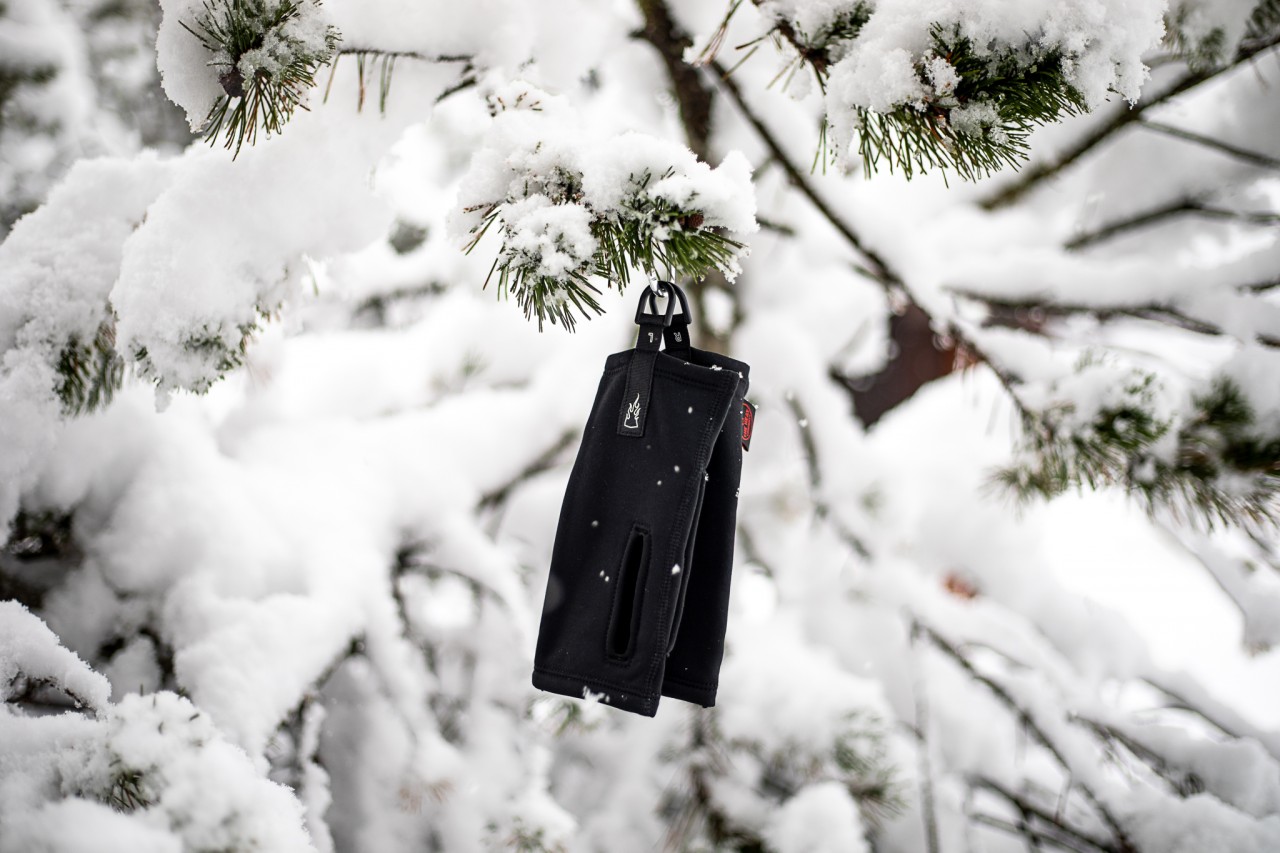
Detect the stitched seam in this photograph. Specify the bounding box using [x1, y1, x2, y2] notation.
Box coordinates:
[604, 523, 650, 664]
[534, 666, 659, 703]
[642, 372, 739, 701]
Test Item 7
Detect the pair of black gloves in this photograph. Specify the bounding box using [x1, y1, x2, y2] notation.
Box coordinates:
[532, 281, 751, 717]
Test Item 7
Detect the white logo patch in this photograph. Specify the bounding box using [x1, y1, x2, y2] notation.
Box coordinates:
[624, 393, 642, 429]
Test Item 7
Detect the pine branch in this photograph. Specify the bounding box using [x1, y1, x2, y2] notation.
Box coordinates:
[914, 621, 1135, 852]
[907, 631, 942, 853]
[3, 673, 100, 713]
[634, 0, 743, 352]
[55, 316, 125, 416]
[183, 0, 340, 157]
[1241, 276, 1280, 293]
[466, 163, 746, 331]
[1138, 119, 1280, 170]
[981, 31, 1280, 210]
[993, 370, 1280, 530]
[1070, 717, 1204, 797]
[715, 29, 1280, 532]
[970, 813, 1113, 853]
[1067, 199, 1280, 250]
[134, 303, 278, 395]
[708, 3, 1106, 180]
[634, 0, 714, 161]
[710, 56, 1037, 422]
[785, 394, 871, 558]
[661, 710, 764, 853]
[708, 59, 900, 287]
[970, 776, 1123, 853]
[98, 626, 178, 693]
[325, 49, 473, 112]
[1149, 681, 1236, 730]
[852, 24, 1088, 181]
[477, 428, 578, 511]
[952, 288, 1280, 351]
[712, 0, 871, 89]
[1153, 519, 1280, 653]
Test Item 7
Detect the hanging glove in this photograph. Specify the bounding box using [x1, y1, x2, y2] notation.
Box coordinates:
[532, 281, 750, 717]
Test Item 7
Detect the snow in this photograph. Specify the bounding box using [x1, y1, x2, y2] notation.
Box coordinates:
[809, 0, 1167, 165]
[0, 0, 108, 235]
[0, 601, 110, 710]
[0, 685, 313, 852]
[1124, 789, 1280, 852]
[3, 0, 1280, 850]
[59, 692, 316, 852]
[0, 154, 174, 532]
[1, 797, 183, 853]
[449, 81, 757, 290]
[718, 616, 891, 759]
[155, 0, 226, 129]
[1169, 0, 1261, 64]
[763, 782, 870, 853]
[111, 106, 404, 399]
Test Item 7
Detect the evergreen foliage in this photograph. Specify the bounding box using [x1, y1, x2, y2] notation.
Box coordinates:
[1165, 0, 1280, 70]
[1251, 0, 1280, 38]
[133, 305, 275, 395]
[55, 317, 125, 416]
[998, 374, 1280, 530]
[745, 0, 872, 88]
[0, 5, 63, 230]
[464, 166, 745, 331]
[5, 0, 1280, 848]
[1164, 2, 1232, 72]
[182, 0, 339, 156]
[852, 25, 1087, 181]
[707, 3, 1094, 180]
[660, 709, 901, 850]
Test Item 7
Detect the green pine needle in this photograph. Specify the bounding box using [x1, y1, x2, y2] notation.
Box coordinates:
[55, 318, 125, 416]
[997, 375, 1280, 530]
[468, 167, 746, 332]
[1248, 0, 1280, 39]
[182, 0, 339, 157]
[854, 25, 1087, 181]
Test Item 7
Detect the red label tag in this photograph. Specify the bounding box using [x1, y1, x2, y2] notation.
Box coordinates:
[741, 399, 755, 451]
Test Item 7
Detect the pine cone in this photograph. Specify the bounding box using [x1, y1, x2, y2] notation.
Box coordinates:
[219, 68, 245, 98]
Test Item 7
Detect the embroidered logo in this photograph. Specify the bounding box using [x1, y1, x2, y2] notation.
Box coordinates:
[741, 399, 756, 450]
[624, 393, 642, 429]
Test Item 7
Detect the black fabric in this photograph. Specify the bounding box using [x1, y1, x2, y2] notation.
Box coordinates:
[533, 282, 750, 717]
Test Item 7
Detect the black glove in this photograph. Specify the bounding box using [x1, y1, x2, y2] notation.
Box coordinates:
[533, 281, 750, 717]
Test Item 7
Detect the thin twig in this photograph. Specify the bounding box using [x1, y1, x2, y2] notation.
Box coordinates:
[981, 33, 1280, 210]
[971, 775, 1122, 853]
[477, 428, 578, 510]
[1138, 120, 1280, 170]
[1071, 717, 1199, 796]
[335, 48, 471, 62]
[916, 621, 1134, 851]
[971, 813, 1112, 853]
[950, 287, 1280, 350]
[708, 58, 902, 288]
[785, 394, 871, 558]
[735, 523, 777, 578]
[710, 57, 1036, 415]
[909, 626, 943, 853]
[1068, 200, 1280, 250]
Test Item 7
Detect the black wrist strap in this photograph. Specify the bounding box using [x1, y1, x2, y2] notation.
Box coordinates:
[618, 283, 678, 437]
